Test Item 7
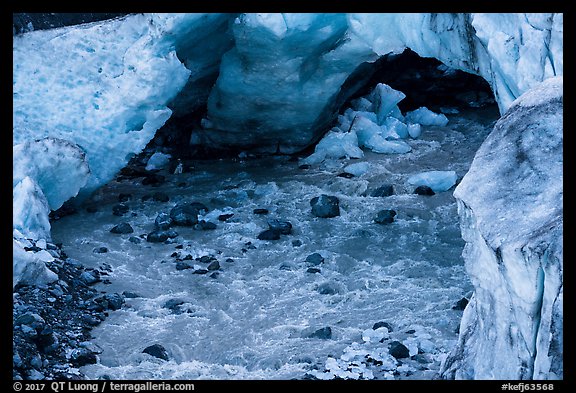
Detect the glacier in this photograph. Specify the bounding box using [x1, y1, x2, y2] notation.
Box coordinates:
[12, 12, 563, 379]
[440, 77, 563, 379]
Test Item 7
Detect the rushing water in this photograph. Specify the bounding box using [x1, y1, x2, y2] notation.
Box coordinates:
[51, 106, 498, 380]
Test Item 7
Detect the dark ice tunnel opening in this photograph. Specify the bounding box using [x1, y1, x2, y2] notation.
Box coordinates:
[147, 47, 498, 163]
[337, 48, 496, 126]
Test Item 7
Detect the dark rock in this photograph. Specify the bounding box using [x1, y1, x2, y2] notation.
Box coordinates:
[244, 242, 257, 250]
[122, 291, 140, 298]
[371, 184, 394, 197]
[112, 203, 129, 216]
[79, 271, 100, 285]
[258, 229, 281, 240]
[142, 344, 169, 361]
[49, 201, 77, 220]
[154, 212, 173, 230]
[193, 269, 209, 275]
[218, 213, 234, 221]
[152, 192, 170, 202]
[316, 282, 340, 295]
[405, 329, 416, 334]
[209, 272, 219, 279]
[196, 220, 217, 230]
[163, 299, 184, 310]
[30, 354, 43, 369]
[452, 297, 469, 311]
[372, 321, 394, 332]
[13, 352, 23, 368]
[128, 236, 142, 244]
[70, 348, 98, 367]
[147, 230, 178, 243]
[102, 293, 125, 311]
[81, 315, 102, 327]
[176, 262, 192, 271]
[299, 164, 311, 170]
[85, 301, 105, 312]
[292, 239, 302, 247]
[110, 222, 134, 234]
[310, 195, 340, 218]
[412, 354, 432, 364]
[307, 268, 321, 274]
[253, 208, 269, 215]
[27, 370, 45, 380]
[308, 327, 332, 340]
[142, 173, 165, 186]
[118, 193, 132, 202]
[37, 328, 59, 353]
[374, 209, 397, 224]
[93, 247, 108, 254]
[388, 341, 410, 359]
[305, 253, 324, 266]
[267, 219, 292, 235]
[198, 255, 217, 264]
[20, 324, 38, 339]
[414, 185, 435, 196]
[15, 312, 45, 327]
[337, 172, 355, 178]
[207, 260, 220, 271]
[169, 202, 207, 226]
[225, 258, 234, 263]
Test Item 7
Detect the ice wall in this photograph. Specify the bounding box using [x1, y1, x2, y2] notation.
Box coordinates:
[439, 77, 563, 379]
[12, 13, 234, 197]
[13, 13, 562, 194]
[12, 13, 232, 287]
[200, 13, 378, 153]
[201, 13, 562, 152]
[13, 138, 90, 287]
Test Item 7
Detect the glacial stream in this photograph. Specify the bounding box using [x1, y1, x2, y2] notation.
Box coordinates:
[51, 106, 498, 380]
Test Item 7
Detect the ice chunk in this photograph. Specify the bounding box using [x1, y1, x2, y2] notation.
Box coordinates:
[145, 152, 172, 171]
[362, 133, 412, 154]
[369, 83, 406, 125]
[361, 327, 389, 343]
[405, 107, 449, 127]
[407, 171, 458, 193]
[13, 138, 90, 211]
[13, 177, 51, 241]
[350, 97, 373, 112]
[301, 129, 364, 164]
[407, 123, 422, 138]
[353, 116, 385, 144]
[344, 162, 370, 177]
[382, 117, 409, 139]
[13, 238, 58, 288]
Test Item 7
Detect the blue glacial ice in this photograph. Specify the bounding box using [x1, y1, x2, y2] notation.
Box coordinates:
[13, 14, 193, 196]
[13, 13, 563, 200]
[407, 171, 458, 193]
[440, 77, 563, 380]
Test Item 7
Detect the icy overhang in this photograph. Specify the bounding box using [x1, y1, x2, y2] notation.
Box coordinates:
[13, 13, 562, 198]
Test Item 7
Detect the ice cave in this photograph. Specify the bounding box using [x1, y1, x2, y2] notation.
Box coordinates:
[12, 13, 563, 382]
